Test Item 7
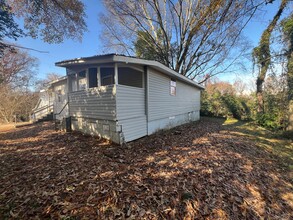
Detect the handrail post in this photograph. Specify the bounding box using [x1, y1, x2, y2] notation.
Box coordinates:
[54, 101, 69, 131]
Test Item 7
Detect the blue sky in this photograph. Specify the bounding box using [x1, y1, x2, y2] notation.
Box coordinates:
[8, 0, 292, 82]
[10, 1, 106, 79]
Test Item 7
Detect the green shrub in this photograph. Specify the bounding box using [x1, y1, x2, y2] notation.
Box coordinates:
[201, 91, 253, 120]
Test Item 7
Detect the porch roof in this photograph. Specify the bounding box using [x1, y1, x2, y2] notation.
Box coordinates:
[55, 54, 204, 90]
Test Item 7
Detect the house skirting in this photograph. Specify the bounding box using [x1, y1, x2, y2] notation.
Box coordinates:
[147, 110, 200, 135]
[70, 111, 200, 144]
[71, 117, 122, 144]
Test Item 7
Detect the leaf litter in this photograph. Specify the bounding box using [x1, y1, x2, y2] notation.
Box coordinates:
[0, 118, 292, 219]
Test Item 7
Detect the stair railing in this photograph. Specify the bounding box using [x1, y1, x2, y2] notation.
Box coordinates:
[32, 104, 53, 122]
[54, 101, 69, 130]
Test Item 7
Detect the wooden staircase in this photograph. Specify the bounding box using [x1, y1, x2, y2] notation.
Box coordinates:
[32, 104, 54, 123]
[36, 112, 53, 122]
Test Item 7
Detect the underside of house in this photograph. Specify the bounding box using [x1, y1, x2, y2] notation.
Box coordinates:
[32, 54, 204, 144]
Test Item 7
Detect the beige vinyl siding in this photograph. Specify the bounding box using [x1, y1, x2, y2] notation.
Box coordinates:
[116, 85, 147, 142]
[116, 85, 145, 119]
[118, 116, 147, 142]
[37, 91, 52, 108]
[69, 85, 116, 120]
[52, 80, 68, 120]
[148, 68, 200, 121]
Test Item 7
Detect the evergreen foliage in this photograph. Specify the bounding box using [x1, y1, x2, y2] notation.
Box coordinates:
[200, 80, 252, 120]
[201, 76, 288, 130]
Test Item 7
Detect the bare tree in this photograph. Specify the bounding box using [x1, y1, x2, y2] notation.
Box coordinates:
[100, 0, 263, 82]
[233, 79, 247, 96]
[46, 73, 62, 81]
[0, 48, 37, 89]
[0, 85, 39, 123]
[34, 72, 63, 91]
[0, 48, 38, 123]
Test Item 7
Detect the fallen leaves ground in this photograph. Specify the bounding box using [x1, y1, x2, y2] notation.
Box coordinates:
[0, 118, 292, 219]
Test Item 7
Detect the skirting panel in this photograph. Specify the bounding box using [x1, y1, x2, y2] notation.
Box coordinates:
[148, 111, 200, 135]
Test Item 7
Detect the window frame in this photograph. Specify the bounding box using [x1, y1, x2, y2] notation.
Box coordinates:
[57, 89, 62, 102]
[170, 78, 176, 96]
[100, 67, 115, 86]
[78, 70, 87, 90]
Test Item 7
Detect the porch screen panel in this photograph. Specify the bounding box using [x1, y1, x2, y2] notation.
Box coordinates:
[118, 67, 143, 88]
[101, 67, 114, 86]
[78, 71, 86, 90]
[89, 68, 97, 88]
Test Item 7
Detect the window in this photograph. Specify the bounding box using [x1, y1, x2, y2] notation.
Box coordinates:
[102, 75, 113, 85]
[79, 71, 86, 78]
[57, 90, 61, 102]
[170, 79, 176, 96]
[88, 68, 98, 88]
[70, 74, 77, 91]
[118, 67, 143, 88]
[78, 71, 86, 90]
[101, 67, 114, 86]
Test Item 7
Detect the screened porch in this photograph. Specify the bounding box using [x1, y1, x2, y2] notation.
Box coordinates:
[67, 63, 145, 123]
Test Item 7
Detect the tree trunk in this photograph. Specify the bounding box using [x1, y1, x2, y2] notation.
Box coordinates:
[0, 109, 10, 123]
[287, 45, 293, 130]
[288, 101, 293, 130]
[256, 74, 265, 113]
[255, 0, 288, 113]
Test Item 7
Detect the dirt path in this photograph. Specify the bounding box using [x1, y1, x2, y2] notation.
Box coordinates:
[0, 122, 32, 132]
[0, 124, 15, 132]
[0, 119, 292, 219]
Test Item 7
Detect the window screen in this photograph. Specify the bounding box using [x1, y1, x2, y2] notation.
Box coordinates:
[88, 68, 97, 88]
[118, 67, 143, 88]
[101, 67, 114, 86]
[78, 70, 86, 90]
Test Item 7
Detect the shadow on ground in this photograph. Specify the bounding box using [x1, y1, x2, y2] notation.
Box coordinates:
[0, 119, 292, 219]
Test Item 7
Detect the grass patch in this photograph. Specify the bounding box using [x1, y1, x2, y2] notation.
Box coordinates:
[223, 117, 293, 173]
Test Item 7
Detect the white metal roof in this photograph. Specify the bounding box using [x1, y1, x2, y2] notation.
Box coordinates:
[55, 54, 205, 90]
